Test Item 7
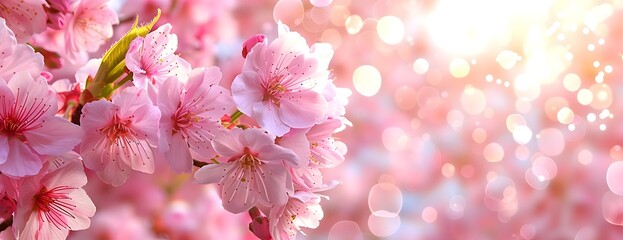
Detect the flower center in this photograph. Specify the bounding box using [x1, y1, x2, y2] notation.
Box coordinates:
[239, 147, 261, 170]
[34, 185, 77, 230]
[100, 115, 134, 142]
[263, 79, 288, 106]
[1, 117, 21, 136]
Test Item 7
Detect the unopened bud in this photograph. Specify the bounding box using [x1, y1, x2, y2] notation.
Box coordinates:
[242, 34, 266, 58]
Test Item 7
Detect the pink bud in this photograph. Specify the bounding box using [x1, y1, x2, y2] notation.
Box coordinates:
[40, 71, 54, 82]
[47, 0, 71, 13]
[46, 12, 66, 30]
[242, 34, 266, 58]
[248, 217, 272, 240]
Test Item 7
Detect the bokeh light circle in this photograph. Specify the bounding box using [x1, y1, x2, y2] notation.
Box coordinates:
[368, 183, 403, 217]
[353, 65, 382, 97]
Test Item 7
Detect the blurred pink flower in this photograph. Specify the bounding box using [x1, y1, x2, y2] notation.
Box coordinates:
[194, 128, 298, 213]
[80, 87, 160, 186]
[65, 0, 118, 61]
[126, 23, 191, 101]
[269, 191, 323, 240]
[13, 160, 95, 240]
[68, 205, 157, 240]
[0, 18, 44, 81]
[231, 24, 332, 136]
[158, 67, 233, 172]
[0, 0, 47, 43]
[0, 72, 82, 177]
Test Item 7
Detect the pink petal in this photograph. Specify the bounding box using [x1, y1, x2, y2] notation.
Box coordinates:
[157, 77, 182, 119]
[278, 90, 327, 128]
[221, 168, 258, 213]
[239, 128, 276, 150]
[0, 137, 7, 164]
[253, 101, 289, 137]
[123, 140, 155, 174]
[7, 72, 58, 116]
[80, 100, 116, 131]
[194, 162, 233, 184]
[0, 0, 47, 43]
[0, 18, 16, 58]
[64, 189, 96, 230]
[211, 129, 245, 158]
[278, 129, 311, 166]
[165, 133, 192, 173]
[24, 116, 83, 156]
[96, 159, 132, 187]
[0, 44, 44, 80]
[127, 104, 161, 145]
[42, 160, 87, 189]
[256, 164, 289, 208]
[231, 71, 265, 114]
[112, 87, 152, 115]
[0, 139, 41, 177]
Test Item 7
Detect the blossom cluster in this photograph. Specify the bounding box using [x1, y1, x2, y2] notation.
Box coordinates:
[0, 1, 349, 239]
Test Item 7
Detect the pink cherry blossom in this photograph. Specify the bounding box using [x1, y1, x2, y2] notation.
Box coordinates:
[158, 67, 234, 173]
[269, 191, 324, 240]
[0, 0, 47, 43]
[231, 24, 332, 136]
[80, 87, 161, 186]
[43, 0, 71, 30]
[194, 128, 299, 213]
[0, 72, 83, 177]
[306, 119, 345, 168]
[0, 18, 44, 81]
[126, 23, 191, 101]
[13, 160, 96, 240]
[64, 0, 118, 61]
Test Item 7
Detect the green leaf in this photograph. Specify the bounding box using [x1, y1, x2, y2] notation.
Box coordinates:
[85, 9, 161, 102]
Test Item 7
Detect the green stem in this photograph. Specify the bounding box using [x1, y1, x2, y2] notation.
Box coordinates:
[115, 73, 134, 89]
[107, 59, 127, 83]
[230, 110, 244, 122]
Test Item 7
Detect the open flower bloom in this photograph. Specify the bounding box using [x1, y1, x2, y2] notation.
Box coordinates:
[158, 67, 234, 173]
[0, 18, 44, 81]
[194, 128, 299, 213]
[0, 0, 47, 43]
[0, 72, 83, 177]
[64, 0, 118, 61]
[13, 160, 96, 240]
[126, 23, 191, 101]
[231, 23, 333, 136]
[269, 191, 324, 240]
[306, 119, 345, 168]
[80, 87, 161, 186]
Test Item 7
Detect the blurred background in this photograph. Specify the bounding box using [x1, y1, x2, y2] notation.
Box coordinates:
[31, 0, 623, 239]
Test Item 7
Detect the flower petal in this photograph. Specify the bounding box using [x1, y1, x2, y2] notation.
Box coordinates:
[211, 129, 244, 159]
[278, 90, 327, 129]
[253, 101, 289, 137]
[0, 139, 41, 177]
[165, 133, 192, 173]
[0, 45, 44, 80]
[194, 162, 233, 184]
[0, 137, 7, 164]
[24, 117, 83, 156]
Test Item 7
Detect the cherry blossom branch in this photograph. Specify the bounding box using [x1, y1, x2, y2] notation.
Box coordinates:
[0, 216, 13, 233]
[192, 160, 209, 168]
